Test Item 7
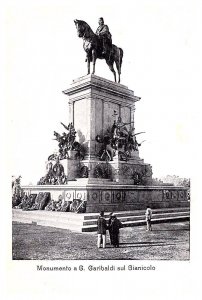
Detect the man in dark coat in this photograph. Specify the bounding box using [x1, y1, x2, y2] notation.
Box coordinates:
[96, 17, 112, 55]
[97, 211, 108, 248]
[108, 214, 123, 248]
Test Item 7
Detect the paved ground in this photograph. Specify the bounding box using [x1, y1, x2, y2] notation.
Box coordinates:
[12, 221, 190, 260]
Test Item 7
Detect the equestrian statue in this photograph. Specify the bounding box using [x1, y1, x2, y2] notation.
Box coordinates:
[74, 18, 123, 83]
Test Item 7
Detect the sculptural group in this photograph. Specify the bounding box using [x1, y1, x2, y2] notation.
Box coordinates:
[96, 117, 145, 162]
[74, 18, 123, 83]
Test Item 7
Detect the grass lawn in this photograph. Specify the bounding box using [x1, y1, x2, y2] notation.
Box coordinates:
[12, 221, 190, 260]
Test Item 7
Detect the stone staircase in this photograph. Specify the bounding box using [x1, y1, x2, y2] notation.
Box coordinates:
[12, 207, 190, 232]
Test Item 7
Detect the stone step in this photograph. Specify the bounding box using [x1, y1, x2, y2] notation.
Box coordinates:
[12, 208, 190, 233]
[83, 207, 190, 220]
[123, 215, 190, 227]
[14, 209, 189, 225]
[13, 207, 189, 223]
[82, 211, 189, 226]
[81, 215, 190, 232]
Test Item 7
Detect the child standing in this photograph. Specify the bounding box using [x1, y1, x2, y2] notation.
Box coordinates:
[145, 207, 152, 231]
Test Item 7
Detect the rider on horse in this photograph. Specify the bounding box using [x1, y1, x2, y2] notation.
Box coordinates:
[96, 17, 112, 56]
[74, 18, 123, 82]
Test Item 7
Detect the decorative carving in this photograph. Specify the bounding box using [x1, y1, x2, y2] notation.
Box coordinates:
[144, 165, 153, 178]
[45, 197, 71, 212]
[115, 192, 122, 202]
[121, 165, 133, 176]
[80, 166, 89, 178]
[163, 190, 171, 200]
[101, 191, 111, 203]
[125, 191, 139, 203]
[132, 172, 142, 185]
[70, 199, 86, 213]
[94, 163, 112, 179]
[65, 192, 73, 201]
[92, 192, 98, 201]
[38, 157, 68, 185]
[171, 191, 178, 199]
[16, 194, 37, 210]
[178, 190, 185, 200]
[89, 191, 100, 203]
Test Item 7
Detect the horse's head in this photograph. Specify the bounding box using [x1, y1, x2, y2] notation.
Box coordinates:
[74, 19, 90, 38]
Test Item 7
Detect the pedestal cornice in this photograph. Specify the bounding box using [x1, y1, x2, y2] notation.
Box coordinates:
[63, 74, 141, 104]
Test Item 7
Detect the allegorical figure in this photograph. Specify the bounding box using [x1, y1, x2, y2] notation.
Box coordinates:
[96, 17, 112, 55]
[116, 116, 129, 137]
[53, 157, 64, 184]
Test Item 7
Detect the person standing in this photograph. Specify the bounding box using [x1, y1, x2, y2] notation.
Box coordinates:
[97, 211, 107, 248]
[145, 207, 152, 231]
[108, 212, 113, 245]
[109, 214, 123, 248]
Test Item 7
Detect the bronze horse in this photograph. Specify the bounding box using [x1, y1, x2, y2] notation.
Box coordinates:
[74, 19, 123, 83]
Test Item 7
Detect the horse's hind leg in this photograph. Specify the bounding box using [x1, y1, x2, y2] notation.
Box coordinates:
[106, 60, 116, 82]
[115, 60, 121, 83]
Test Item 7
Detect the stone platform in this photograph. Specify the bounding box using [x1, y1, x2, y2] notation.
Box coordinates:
[22, 183, 189, 213]
[12, 207, 190, 232]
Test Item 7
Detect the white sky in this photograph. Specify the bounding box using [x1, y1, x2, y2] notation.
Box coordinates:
[3, 0, 201, 184]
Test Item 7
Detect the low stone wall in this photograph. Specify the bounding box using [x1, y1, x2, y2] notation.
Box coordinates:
[22, 184, 189, 213]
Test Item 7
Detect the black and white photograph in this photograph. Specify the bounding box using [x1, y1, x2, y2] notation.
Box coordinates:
[1, 0, 201, 299]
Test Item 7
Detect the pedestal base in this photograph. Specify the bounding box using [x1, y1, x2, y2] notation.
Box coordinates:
[22, 184, 189, 213]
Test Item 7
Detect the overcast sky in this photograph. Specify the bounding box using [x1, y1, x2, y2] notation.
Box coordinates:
[3, 0, 201, 184]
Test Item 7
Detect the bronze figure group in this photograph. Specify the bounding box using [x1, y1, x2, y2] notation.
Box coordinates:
[74, 18, 123, 83]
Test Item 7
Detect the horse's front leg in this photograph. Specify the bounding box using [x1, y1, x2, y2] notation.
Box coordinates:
[92, 49, 97, 74]
[87, 55, 90, 75]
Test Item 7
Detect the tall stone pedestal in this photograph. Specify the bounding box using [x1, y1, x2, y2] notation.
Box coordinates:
[63, 74, 152, 184]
